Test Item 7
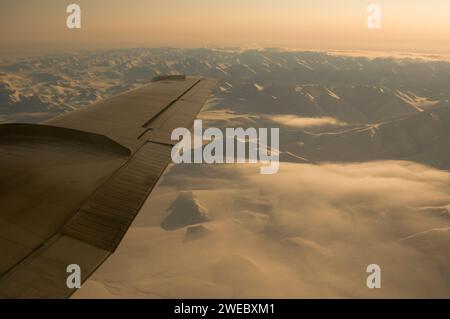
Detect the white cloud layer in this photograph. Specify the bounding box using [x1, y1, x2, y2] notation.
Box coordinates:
[270, 115, 347, 128]
[74, 160, 450, 298]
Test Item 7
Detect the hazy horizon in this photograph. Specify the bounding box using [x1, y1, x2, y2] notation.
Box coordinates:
[1, 0, 450, 56]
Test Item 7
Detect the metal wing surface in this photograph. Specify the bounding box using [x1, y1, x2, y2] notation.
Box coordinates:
[0, 75, 216, 298]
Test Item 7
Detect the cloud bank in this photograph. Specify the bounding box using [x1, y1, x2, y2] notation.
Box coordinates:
[269, 115, 347, 128]
[74, 160, 450, 298]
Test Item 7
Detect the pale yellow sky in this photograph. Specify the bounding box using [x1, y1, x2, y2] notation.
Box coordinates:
[1, 0, 450, 55]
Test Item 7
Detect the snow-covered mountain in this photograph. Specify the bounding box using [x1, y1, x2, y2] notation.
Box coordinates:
[1, 48, 449, 124]
[295, 102, 450, 169]
[1, 47, 450, 170]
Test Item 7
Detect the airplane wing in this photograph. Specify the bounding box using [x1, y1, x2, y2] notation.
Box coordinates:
[0, 75, 216, 298]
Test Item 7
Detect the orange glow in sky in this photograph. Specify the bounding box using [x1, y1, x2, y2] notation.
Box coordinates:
[1, 0, 450, 54]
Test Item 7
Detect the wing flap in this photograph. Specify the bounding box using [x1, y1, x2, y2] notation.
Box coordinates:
[63, 142, 172, 251]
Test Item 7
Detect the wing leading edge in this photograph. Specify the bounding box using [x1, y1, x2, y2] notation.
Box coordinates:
[0, 75, 216, 298]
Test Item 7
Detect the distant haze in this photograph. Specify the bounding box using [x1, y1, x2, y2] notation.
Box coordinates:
[1, 0, 450, 55]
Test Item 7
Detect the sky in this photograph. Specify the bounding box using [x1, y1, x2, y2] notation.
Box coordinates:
[1, 0, 450, 55]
